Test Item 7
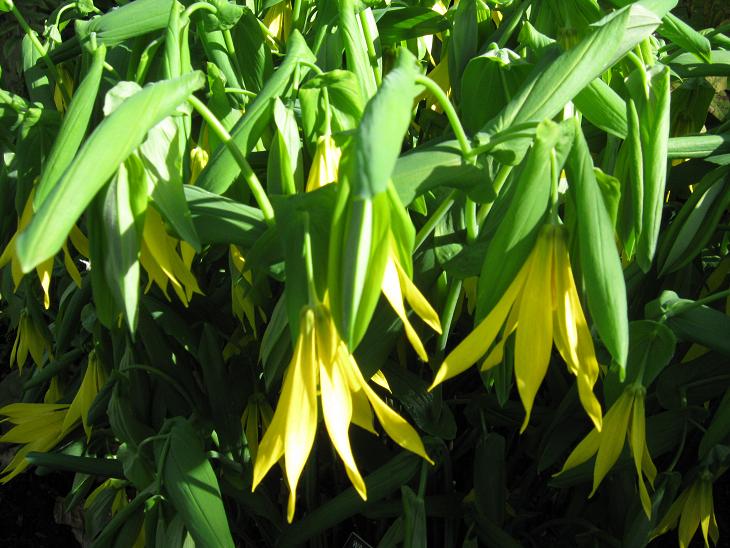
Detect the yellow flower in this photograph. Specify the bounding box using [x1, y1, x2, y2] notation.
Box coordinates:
[263, 1, 292, 45]
[430, 224, 603, 432]
[252, 303, 433, 523]
[306, 135, 342, 192]
[0, 403, 69, 482]
[0, 352, 105, 481]
[10, 309, 50, 372]
[305, 145, 442, 360]
[557, 386, 656, 517]
[0, 191, 88, 309]
[651, 473, 719, 548]
[381, 244, 442, 361]
[189, 145, 209, 185]
[230, 245, 265, 337]
[139, 206, 203, 306]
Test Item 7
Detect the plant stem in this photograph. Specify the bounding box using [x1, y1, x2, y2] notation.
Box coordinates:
[358, 9, 382, 86]
[11, 4, 71, 106]
[414, 75, 473, 161]
[477, 164, 512, 227]
[465, 199, 478, 243]
[666, 289, 730, 318]
[437, 278, 462, 354]
[414, 189, 457, 251]
[189, 95, 275, 224]
[224, 87, 258, 100]
[223, 29, 245, 83]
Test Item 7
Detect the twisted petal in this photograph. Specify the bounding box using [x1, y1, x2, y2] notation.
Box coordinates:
[629, 394, 652, 517]
[699, 479, 719, 547]
[515, 230, 554, 432]
[552, 231, 602, 431]
[481, 297, 519, 372]
[431, 257, 530, 389]
[591, 391, 633, 496]
[557, 427, 600, 474]
[252, 310, 318, 523]
[382, 257, 429, 361]
[346, 352, 433, 464]
[320, 346, 366, 499]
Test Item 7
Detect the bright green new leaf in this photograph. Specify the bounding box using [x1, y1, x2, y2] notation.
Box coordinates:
[565, 119, 629, 375]
[16, 71, 205, 273]
[159, 418, 234, 548]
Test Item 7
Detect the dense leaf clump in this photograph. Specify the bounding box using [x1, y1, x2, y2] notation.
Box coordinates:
[0, 0, 728, 546]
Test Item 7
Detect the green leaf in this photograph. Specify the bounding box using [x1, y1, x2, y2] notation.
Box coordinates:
[448, 0, 478, 101]
[657, 167, 730, 274]
[16, 71, 205, 273]
[566, 120, 629, 373]
[102, 160, 142, 332]
[159, 418, 234, 548]
[402, 486, 427, 548]
[34, 44, 107, 208]
[299, 69, 364, 150]
[658, 12, 711, 63]
[352, 48, 419, 199]
[476, 1, 669, 163]
[375, 6, 449, 44]
[629, 64, 671, 272]
[474, 433, 506, 524]
[184, 185, 266, 248]
[699, 390, 730, 459]
[197, 31, 315, 194]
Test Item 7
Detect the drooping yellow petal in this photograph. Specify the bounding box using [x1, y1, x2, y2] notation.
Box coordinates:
[347, 351, 433, 465]
[558, 427, 600, 474]
[590, 391, 633, 496]
[552, 229, 602, 431]
[370, 370, 390, 392]
[393, 255, 442, 335]
[69, 225, 90, 257]
[629, 392, 652, 517]
[36, 257, 53, 310]
[62, 243, 82, 287]
[282, 309, 318, 523]
[382, 256, 429, 361]
[514, 229, 554, 432]
[481, 296, 520, 372]
[320, 347, 366, 499]
[63, 352, 106, 439]
[650, 488, 690, 541]
[430, 258, 530, 389]
[678, 482, 702, 548]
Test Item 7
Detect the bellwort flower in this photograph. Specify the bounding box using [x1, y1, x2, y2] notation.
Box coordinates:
[651, 472, 719, 548]
[557, 385, 656, 517]
[305, 138, 442, 360]
[430, 224, 603, 432]
[252, 303, 432, 523]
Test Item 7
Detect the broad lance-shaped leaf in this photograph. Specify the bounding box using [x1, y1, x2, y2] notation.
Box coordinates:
[102, 161, 141, 333]
[328, 49, 419, 348]
[16, 71, 205, 273]
[34, 44, 106, 209]
[565, 119, 629, 376]
[630, 64, 670, 272]
[475, 0, 674, 163]
[160, 418, 234, 548]
[197, 31, 315, 195]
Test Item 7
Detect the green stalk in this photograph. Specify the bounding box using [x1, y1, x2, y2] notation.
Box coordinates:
[436, 278, 463, 354]
[477, 164, 512, 227]
[10, 3, 71, 106]
[189, 95, 275, 224]
[414, 189, 457, 251]
[414, 74, 473, 161]
[358, 9, 382, 86]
